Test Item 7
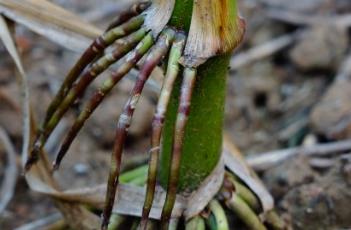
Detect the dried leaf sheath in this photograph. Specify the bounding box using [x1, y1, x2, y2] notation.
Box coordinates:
[141, 33, 186, 229]
[0, 0, 101, 39]
[161, 68, 197, 229]
[101, 28, 176, 229]
[182, 0, 245, 66]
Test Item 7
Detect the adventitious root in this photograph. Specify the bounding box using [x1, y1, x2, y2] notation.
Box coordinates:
[208, 200, 229, 230]
[140, 33, 186, 229]
[225, 172, 260, 212]
[160, 68, 197, 229]
[186, 216, 206, 230]
[25, 2, 150, 171]
[106, 2, 151, 32]
[43, 2, 149, 126]
[26, 2, 194, 227]
[52, 32, 153, 170]
[219, 173, 267, 230]
[101, 28, 176, 230]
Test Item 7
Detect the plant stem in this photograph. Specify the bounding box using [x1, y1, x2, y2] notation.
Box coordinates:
[159, 54, 229, 191]
[159, 0, 240, 192]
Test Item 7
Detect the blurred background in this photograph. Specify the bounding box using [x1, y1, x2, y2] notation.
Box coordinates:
[0, 0, 351, 229]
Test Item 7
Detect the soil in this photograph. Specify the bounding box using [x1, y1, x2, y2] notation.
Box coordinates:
[1, 0, 351, 229]
[267, 157, 351, 229]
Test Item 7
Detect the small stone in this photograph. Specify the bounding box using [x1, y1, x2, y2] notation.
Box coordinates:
[290, 25, 348, 71]
[305, 208, 313, 214]
[310, 78, 351, 139]
[264, 155, 318, 200]
[73, 163, 89, 176]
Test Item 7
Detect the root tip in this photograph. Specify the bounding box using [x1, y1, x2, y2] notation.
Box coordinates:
[52, 161, 60, 172]
[101, 213, 110, 230]
[24, 161, 33, 172]
[24, 148, 40, 171]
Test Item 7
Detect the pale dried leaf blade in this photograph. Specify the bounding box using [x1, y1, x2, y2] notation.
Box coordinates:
[0, 0, 102, 52]
[0, 13, 56, 192]
[0, 14, 31, 166]
[18, 163, 225, 220]
[0, 127, 18, 214]
[0, 15, 100, 229]
[0, 0, 166, 90]
[43, 156, 226, 220]
[29, 183, 186, 220]
[0, 0, 101, 37]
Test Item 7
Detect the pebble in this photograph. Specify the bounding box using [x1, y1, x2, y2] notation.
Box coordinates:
[73, 163, 89, 176]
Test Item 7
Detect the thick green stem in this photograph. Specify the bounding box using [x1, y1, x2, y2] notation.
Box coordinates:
[168, 0, 194, 31]
[159, 0, 235, 191]
[159, 55, 229, 192]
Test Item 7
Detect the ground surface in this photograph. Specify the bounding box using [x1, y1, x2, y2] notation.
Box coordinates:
[0, 0, 351, 229]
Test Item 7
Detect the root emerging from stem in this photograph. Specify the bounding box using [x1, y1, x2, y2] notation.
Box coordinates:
[140, 33, 186, 230]
[101, 28, 176, 229]
[161, 67, 197, 229]
[25, 3, 150, 171]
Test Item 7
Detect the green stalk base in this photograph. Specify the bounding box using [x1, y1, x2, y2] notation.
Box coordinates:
[159, 55, 230, 192]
